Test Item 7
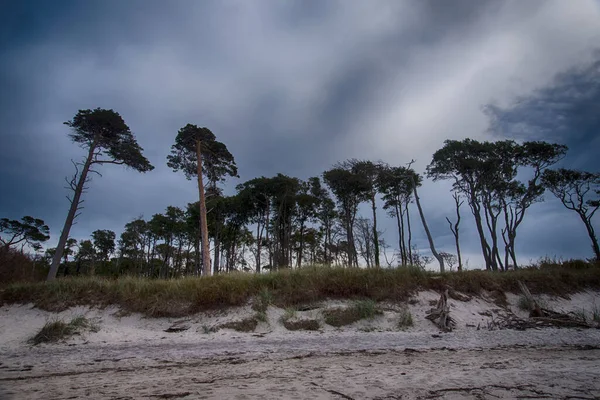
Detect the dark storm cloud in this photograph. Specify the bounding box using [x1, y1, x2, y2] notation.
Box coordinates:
[1, 0, 599, 267]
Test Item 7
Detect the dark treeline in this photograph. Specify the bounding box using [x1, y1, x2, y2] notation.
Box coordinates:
[1, 108, 599, 281]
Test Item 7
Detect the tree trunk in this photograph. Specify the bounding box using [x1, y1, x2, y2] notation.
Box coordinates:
[470, 196, 493, 271]
[196, 140, 211, 276]
[256, 218, 262, 273]
[406, 200, 413, 265]
[370, 196, 380, 267]
[47, 142, 96, 281]
[579, 212, 600, 260]
[412, 181, 444, 273]
[214, 236, 221, 275]
[297, 222, 305, 268]
[395, 203, 406, 266]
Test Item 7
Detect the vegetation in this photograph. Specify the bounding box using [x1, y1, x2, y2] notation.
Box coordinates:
[397, 309, 414, 329]
[47, 108, 154, 281]
[323, 299, 383, 327]
[283, 319, 320, 331]
[2, 262, 600, 318]
[218, 317, 258, 332]
[29, 315, 99, 345]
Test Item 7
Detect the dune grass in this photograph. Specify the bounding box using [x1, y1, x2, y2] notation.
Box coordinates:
[29, 315, 99, 345]
[323, 299, 383, 327]
[1, 263, 599, 318]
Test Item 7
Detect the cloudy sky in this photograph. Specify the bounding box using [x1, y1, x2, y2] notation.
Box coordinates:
[1, 0, 599, 267]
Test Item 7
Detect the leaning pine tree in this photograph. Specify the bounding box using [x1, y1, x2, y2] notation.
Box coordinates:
[167, 124, 237, 276]
[47, 108, 154, 281]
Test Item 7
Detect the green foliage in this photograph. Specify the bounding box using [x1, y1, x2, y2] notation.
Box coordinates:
[65, 108, 154, 172]
[166, 124, 237, 184]
[0, 216, 50, 250]
[91, 230, 116, 262]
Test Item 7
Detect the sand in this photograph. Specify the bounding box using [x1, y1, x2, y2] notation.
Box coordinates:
[1, 289, 599, 399]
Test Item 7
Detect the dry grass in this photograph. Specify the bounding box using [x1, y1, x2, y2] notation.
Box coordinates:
[397, 309, 414, 329]
[323, 299, 382, 327]
[283, 319, 320, 331]
[1, 262, 599, 318]
[218, 317, 258, 332]
[29, 315, 99, 345]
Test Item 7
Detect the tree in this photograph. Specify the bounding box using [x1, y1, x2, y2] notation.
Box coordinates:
[427, 138, 565, 271]
[167, 124, 237, 276]
[323, 167, 370, 267]
[0, 216, 50, 251]
[294, 179, 320, 268]
[407, 162, 444, 273]
[75, 239, 96, 275]
[377, 166, 416, 266]
[445, 192, 463, 271]
[439, 252, 458, 272]
[542, 169, 600, 260]
[346, 160, 384, 267]
[48, 108, 154, 281]
[91, 229, 116, 263]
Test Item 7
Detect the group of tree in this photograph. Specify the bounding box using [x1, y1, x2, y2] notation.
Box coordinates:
[2, 107, 599, 281]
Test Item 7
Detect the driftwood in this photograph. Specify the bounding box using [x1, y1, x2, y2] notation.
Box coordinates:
[425, 289, 456, 332]
[496, 281, 597, 330]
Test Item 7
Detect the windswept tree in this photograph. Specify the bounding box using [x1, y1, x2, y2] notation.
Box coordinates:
[427, 138, 565, 270]
[48, 108, 154, 281]
[542, 169, 600, 260]
[167, 124, 237, 276]
[0, 216, 50, 251]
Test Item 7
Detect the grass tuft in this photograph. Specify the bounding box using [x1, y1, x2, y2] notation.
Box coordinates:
[397, 309, 414, 329]
[283, 319, 320, 331]
[323, 299, 382, 327]
[29, 315, 98, 345]
[218, 318, 258, 332]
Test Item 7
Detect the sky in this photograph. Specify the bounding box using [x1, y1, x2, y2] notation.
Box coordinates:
[1, 0, 599, 268]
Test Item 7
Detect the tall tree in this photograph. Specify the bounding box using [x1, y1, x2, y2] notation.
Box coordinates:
[323, 167, 370, 267]
[407, 163, 444, 273]
[347, 160, 384, 267]
[91, 229, 116, 263]
[48, 108, 154, 281]
[236, 177, 273, 272]
[377, 166, 415, 266]
[542, 169, 600, 260]
[167, 124, 237, 276]
[0, 216, 50, 251]
[428, 139, 566, 270]
[294, 179, 320, 268]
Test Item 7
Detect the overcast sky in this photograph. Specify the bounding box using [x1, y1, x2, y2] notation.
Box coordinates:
[1, 0, 599, 268]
